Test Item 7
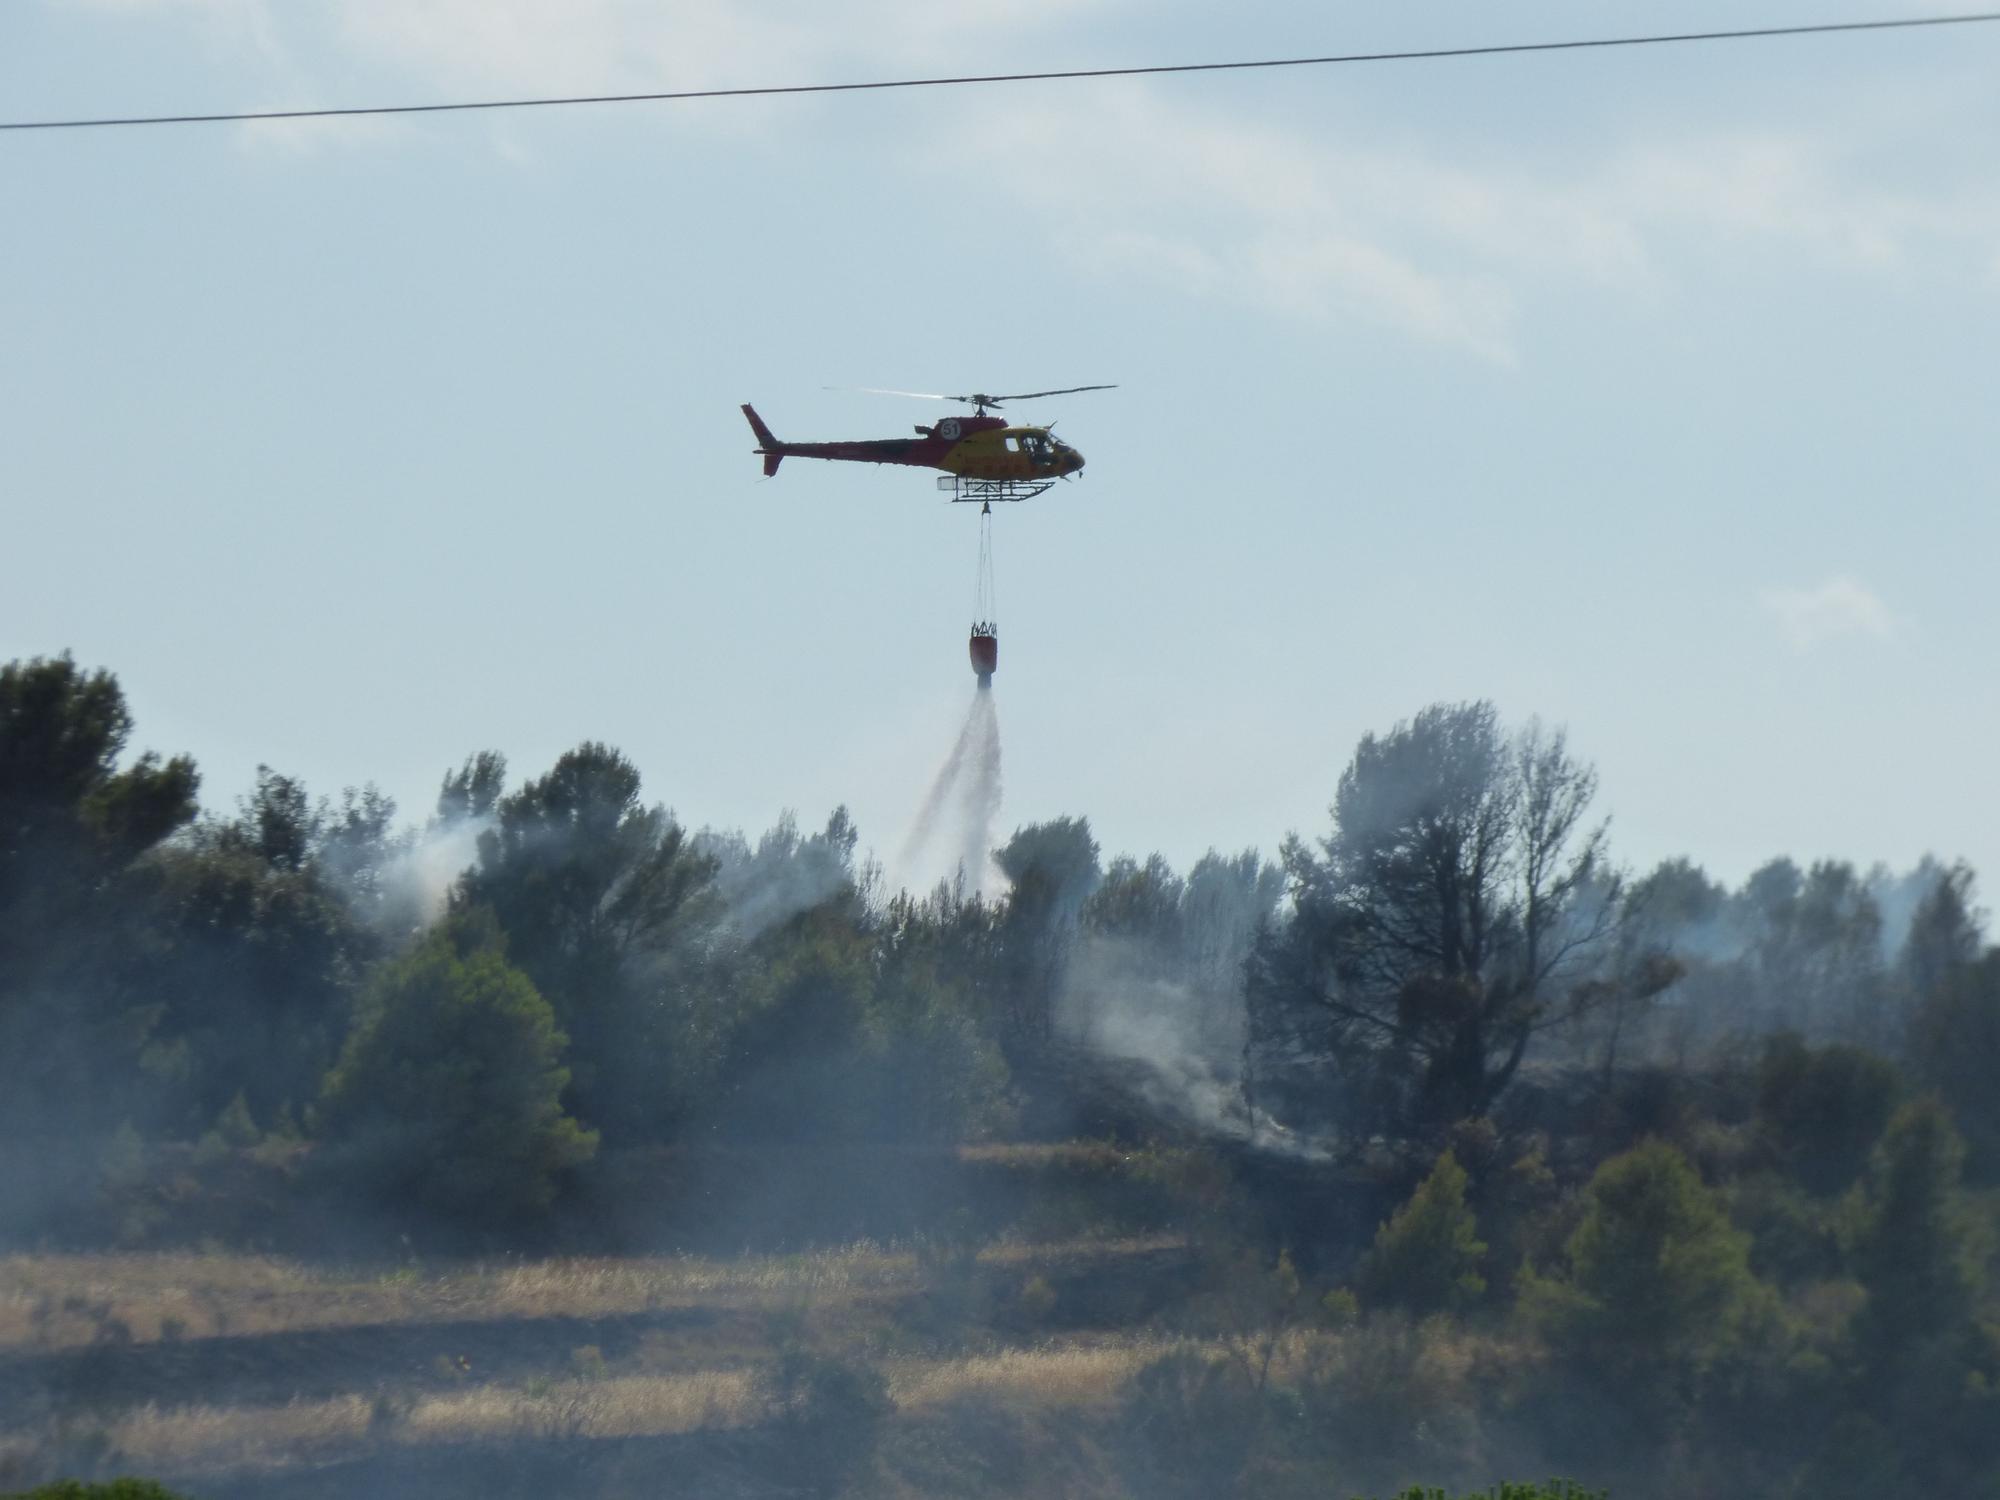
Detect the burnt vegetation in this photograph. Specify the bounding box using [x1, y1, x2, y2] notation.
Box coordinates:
[4, 653, 1998, 1499]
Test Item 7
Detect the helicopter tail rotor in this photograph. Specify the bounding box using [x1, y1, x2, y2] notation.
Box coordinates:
[741, 403, 784, 477]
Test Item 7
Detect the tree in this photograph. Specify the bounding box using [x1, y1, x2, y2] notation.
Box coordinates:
[457, 742, 719, 1137]
[143, 835, 366, 1133]
[1908, 951, 2000, 1181]
[705, 895, 877, 1143]
[990, 817, 1100, 1091]
[1850, 1097, 1982, 1367]
[868, 882, 1011, 1143]
[317, 913, 596, 1222]
[1248, 703, 1647, 1136]
[1729, 858, 1891, 1044]
[1752, 1034, 1900, 1196]
[1359, 1149, 1489, 1315]
[701, 806, 867, 940]
[139, 765, 387, 1134]
[1524, 1139, 1760, 1381]
[1894, 860, 1982, 1003]
[1841, 1097, 1998, 1489]
[0, 655, 198, 1137]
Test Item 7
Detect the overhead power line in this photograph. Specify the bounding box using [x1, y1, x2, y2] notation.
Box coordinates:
[5, 11, 1999, 134]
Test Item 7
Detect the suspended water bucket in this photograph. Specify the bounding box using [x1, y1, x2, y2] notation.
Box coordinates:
[969, 627, 997, 686]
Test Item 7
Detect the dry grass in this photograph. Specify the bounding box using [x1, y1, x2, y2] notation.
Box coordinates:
[889, 1337, 1177, 1410]
[15, 1324, 1513, 1483]
[64, 1333, 1183, 1478]
[98, 1371, 761, 1475]
[0, 1235, 1183, 1353]
[406, 1369, 760, 1443]
[106, 1393, 376, 1473]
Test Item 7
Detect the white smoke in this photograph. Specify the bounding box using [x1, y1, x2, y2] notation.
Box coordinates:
[1061, 934, 1331, 1161]
[367, 813, 491, 938]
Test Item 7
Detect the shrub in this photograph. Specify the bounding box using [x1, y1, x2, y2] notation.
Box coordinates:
[761, 1346, 892, 1498]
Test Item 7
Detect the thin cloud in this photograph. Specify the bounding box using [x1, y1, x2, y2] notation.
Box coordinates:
[1760, 576, 1899, 650]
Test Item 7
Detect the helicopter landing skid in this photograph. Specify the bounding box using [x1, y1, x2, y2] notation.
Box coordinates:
[937, 476, 1056, 504]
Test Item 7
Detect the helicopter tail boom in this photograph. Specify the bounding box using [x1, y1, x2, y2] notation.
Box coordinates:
[741, 403, 783, 477]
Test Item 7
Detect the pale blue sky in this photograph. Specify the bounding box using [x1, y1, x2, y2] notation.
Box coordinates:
[5, 0, 1996, 892]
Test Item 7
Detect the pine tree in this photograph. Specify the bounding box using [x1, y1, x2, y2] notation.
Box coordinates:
[1360, 1149, 1489, 1314]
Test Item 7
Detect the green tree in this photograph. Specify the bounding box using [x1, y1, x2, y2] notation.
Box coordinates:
[706, 896, 876, 1143]
[317, 914, 597, 1221]
[1850, 1096, 1983, 1366]
[868, 883, 1011, 1142]
[458, 742, 719, 1137]
[143, 804, 373, 1134]
[0, 655, 199, 1137]
[1525, 1139, 1760, 1379]
[1840, 1098, 2000, 1490]
[1908, 950, 2000, 1182]
[1897, 860, 1982, 1004]
[1359, 1149, 1489, 1314]
[1752, 1034, 1899, 1196]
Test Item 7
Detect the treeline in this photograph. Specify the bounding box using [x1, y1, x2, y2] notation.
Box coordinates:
[6, 655, 2000, 1494]
[5, 655, 1998, 1196]
[0, 653, 1283, 1220]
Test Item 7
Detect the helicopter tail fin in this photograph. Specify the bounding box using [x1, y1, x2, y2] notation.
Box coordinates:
[741, 404, 783, 477]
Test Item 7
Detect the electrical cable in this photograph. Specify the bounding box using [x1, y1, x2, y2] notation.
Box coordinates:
[4, 11, 1998, 134]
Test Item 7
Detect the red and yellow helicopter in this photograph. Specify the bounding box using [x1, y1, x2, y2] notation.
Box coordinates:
[741, 385, 1113, 505]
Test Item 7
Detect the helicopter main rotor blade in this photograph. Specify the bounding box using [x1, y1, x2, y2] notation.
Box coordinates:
[986, 384, 1118, 403]
[832, 384, 1117, 406]
[825, 385, 976, 404]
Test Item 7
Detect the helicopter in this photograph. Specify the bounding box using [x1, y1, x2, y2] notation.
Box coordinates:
[740, 385, 1113, 504]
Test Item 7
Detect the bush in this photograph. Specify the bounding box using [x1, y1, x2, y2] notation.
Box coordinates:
[761, 1345, 893, 1498]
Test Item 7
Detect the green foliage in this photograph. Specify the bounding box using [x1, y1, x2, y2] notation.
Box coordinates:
[1360, 1149, 1489, 1314]
[0, 655, 199, 1137]
[316, 914, 597, 1221]
[457, 741, 721, 1139]
[1524, 1139, 1760, 1377]
[1753, 1033, 1900, 1195]
[144, 833, 368, 1134]
[1909, 950, 2000, 1182]
[1850, 1095, 1983, 1365]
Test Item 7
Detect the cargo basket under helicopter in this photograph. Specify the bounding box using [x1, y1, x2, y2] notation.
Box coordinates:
[938, 476, 1056, 504]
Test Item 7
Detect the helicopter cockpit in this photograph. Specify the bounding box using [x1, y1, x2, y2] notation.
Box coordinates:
[1007, 430, 1075, 468]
